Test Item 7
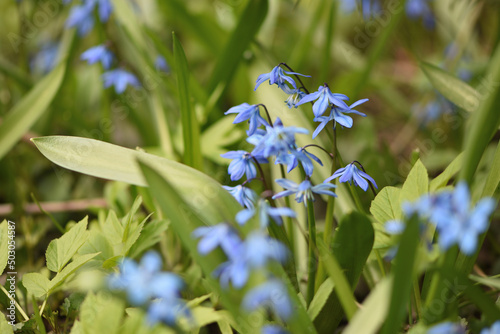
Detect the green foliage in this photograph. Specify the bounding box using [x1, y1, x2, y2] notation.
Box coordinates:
[0, 220, 8, 275]
[71, 292, 125, 334]
[0, 312, 13, 334]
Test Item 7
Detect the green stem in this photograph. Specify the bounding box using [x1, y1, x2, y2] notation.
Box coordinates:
[0, 285, 29, 321]
[280, 165, 296, 260]
[306, 198, 317, 306]
[413, 280, 422, 320]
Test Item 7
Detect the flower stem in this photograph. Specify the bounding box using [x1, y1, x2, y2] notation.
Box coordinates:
[280, 63, 310, 94]
[306, 198, 317, 306]
[279, 165, 296, 260]
[0, 285, 29, 321]
[257, 104, 274, 126]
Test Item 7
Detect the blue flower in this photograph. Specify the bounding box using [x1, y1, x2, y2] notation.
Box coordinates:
[192, 224, 242, 256]
[262, 325, 290, 334]
[236, 199, 296, 228]
[341, 0, 382, 19]
[102, 69, 140, 94]
[94, 0, 113, 22]
[254, 65, 310, 92]
[402, 182, 496, 255]
[155, 55, 169, 72]
[242, 279, 293, 321]
[30, 43, 59, 75]
[481, 321, 500, 334]
[312, 98, 368, 137]
[427, 321, 465, 334]
[406, 0, 434, 28]
[81, 44, 114, 69]
[251, 118, 308, 159]
[222, 185, 258, 209]
[66, 4, 95, 36]
[220, 150, 268, 181]
[107, 251, 184, 306]
[225, 103, 269, 136]
[212, 255, 249, 289]
[287, 147, 323, 176]
[147, 298, 190, 327]
[285, 89, 307, 109]
[324, 162, 377, 191]
[273, 179, 337, 205]
[243, 232, 288, 268]
[295, 84, 349, 117]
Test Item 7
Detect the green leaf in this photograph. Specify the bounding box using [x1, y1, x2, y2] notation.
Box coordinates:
[312, 212, 374, 332]
[207, 0, 268, 95]
[31, 136, 238, 224]
[49, 253, 99, 292]
[308, 278, 334, 320]
[469, 275, 500, 289]
[0, 30, 74, 160]
[399, 159, 429, 204]
[22, 273, 51, 299]
[0, 220, 9, 275]
[460, 42, 500, 183]
[381, 216, 420, 334]
[46, 217, 89, 273]
[0, 312, 14, 334]
[429, 152, 464, 191]
[78, 231, 114, 263]
[128, 220, 169, 259]
[420, 62, 480, 113]
[77, 292, 124, 334]
[317, 239, 358, 321]
[343, 277, 393, 334]
[173, 32, 202, 171]
[370, 186, 402, 223]
[481, 141, 500, 197]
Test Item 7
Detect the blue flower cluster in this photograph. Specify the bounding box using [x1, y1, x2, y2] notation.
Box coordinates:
[341, 0, 435, 28]
[108, 251, 190, 326]
[427, 321, 465, 334]
[385, 182, 496, 255]
[64, 0, 142, 93]
[481, 321, 500, 334]
[193, 225, 293, 321]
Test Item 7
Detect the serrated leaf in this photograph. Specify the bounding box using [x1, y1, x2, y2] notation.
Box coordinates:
[399, 159, 428, 204]
[370, 186, 402, 223]
[0, 220, 9, 275]
[46, 217, 89, 273]
[101, 211, 124, 247]
[128, 219, 169, 259]
[173, 32, 202, 171]
[429, 152, 464, 191]
[0, 312, 13, 334]
[420, 61, 480, 113]
[22, 273, 51, 299]
[49, 253, 99, 293]
[78, 231, 114, 262]
[78, 292, 124, 334]
[343, 277, 392, 334]
[31, 136, 237, 224]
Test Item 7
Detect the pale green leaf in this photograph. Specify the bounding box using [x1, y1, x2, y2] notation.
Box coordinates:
[22, 273, 51, 299]
[343, 277, 392, 334]
[308, 278, 334, 320]
[78, 231, 114, 262]
[421, 62, 480, 113]
[481, 142, 500, 197]
[399, 159, 428, 204]
[49, 253, 100, 293]
[0, 312, 14, 334]
[31, 136, 238, 224]
[0, 220, 9, 275]
[469, 275, 500, 290]
[128, 220, 169, 259]
[429, 152, 464, 191]
[191, 306, 223, 328]
[78, 292, 124, 334]
[370, 186, 402, 223]
[46, 217, 89, 273]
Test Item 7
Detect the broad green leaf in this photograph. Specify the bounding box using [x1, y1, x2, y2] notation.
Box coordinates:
[420, 62, 480, 113]
[429, 152, 464, 191]
[343, 277, 392, 334]
[78, 231, 114, 263]
[370, 186, 402, 223]
[460, 42, 500, 183]
[31, 136, 238, 224]
[0, 312, 13, 334]
[207, 0, 268, 94]
[313, 212, 374, 332]
[22, 273, 51, 299]
[399, 159, 429, 204]
[317, 239, 358, 321]
[173, 32, 202, 171]
[381, 216, 420, 334]
[0, 220, 9, 275]
[308, 278, 334, 320]
[481, 141, 500, 197]
[49, 253, 100, 292]
[191, 306, 224, 328]
[0, 30, 74, 160]
[46, 217, 89, 273]
[78, 292, 124, 334]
